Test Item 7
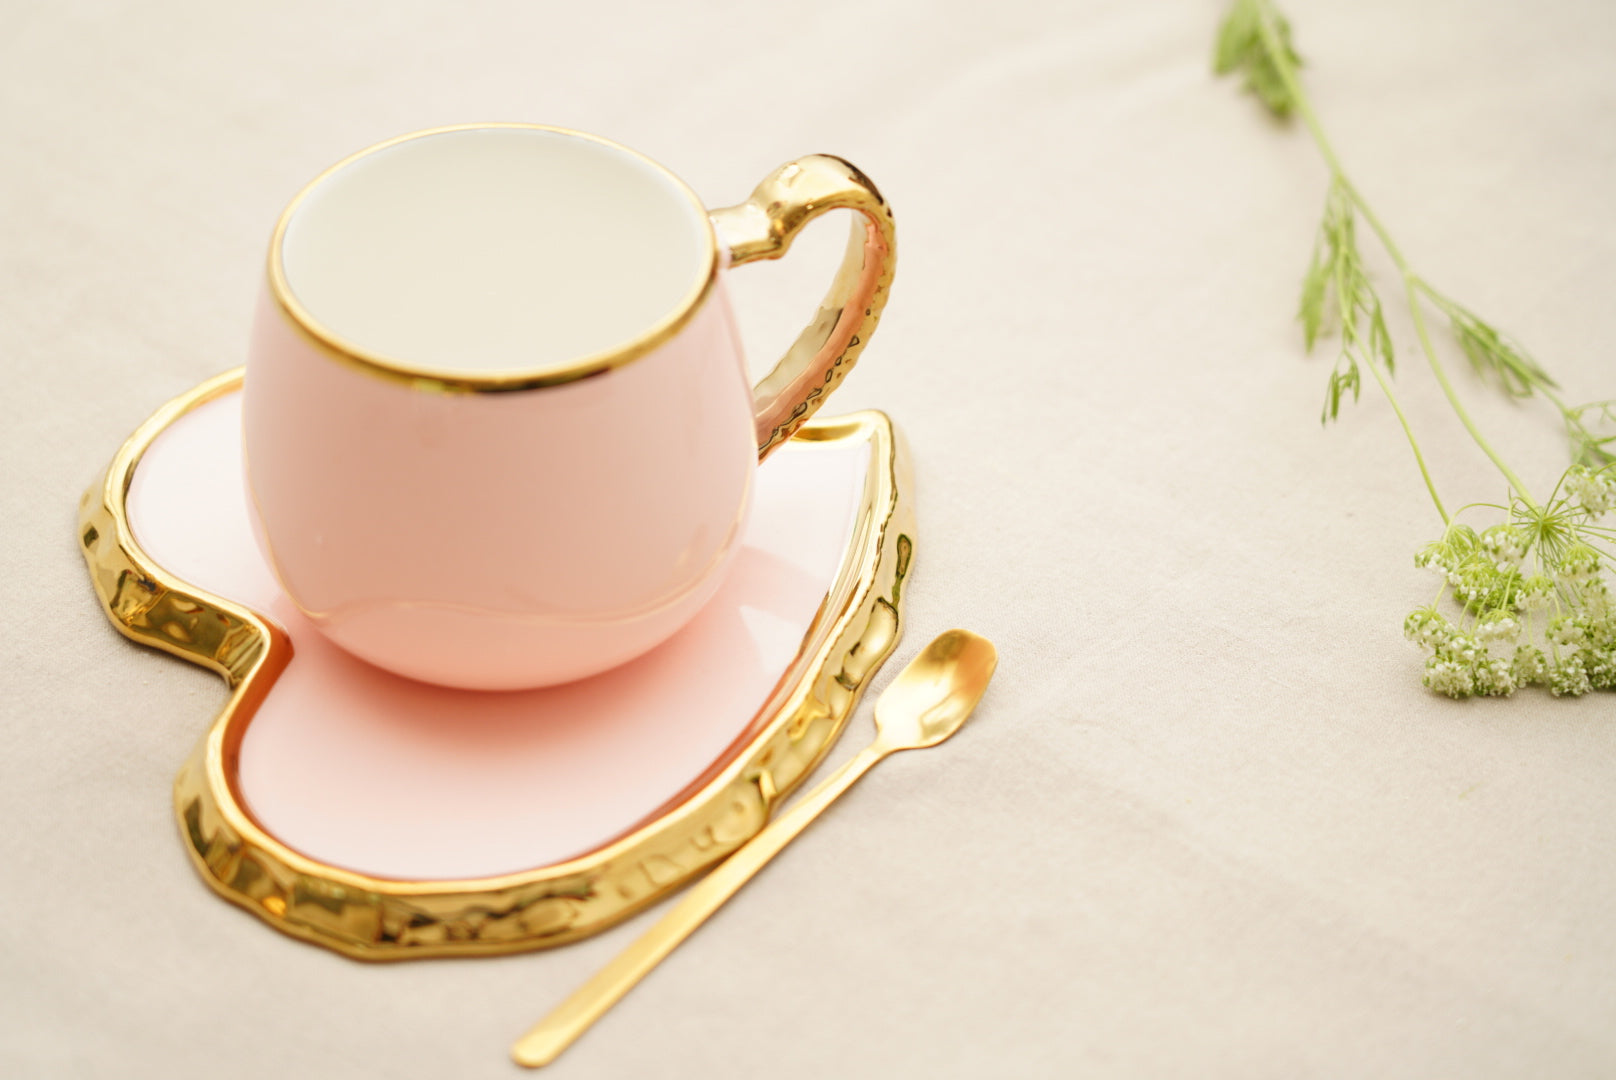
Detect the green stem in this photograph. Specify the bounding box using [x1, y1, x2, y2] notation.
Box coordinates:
[1362, 350, 1450, 523]
[1402, 278, 1541, 510]
[1252, 1, 1540, 512]
[1327, 201, 1451, 523]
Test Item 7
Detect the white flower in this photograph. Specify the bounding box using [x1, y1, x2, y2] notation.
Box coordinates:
[1474, 610, 1521, 644]
[1423, 656, 1474, 698]
[1587, 648, 1616, 691]
[1471, 657, 1516, 697]
[1546, 616, 1587, 650]
[1480, 525, 1527, 569]
[1512, 646, 1549, 686]
[1518, 574, 1555, 610]
[1555, 543, 1601, 586]
[1566, 465, 1616, 517]
[1550, 659, 1593, 698]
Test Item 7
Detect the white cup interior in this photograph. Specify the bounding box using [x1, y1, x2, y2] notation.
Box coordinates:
[278, 126, 712, 376]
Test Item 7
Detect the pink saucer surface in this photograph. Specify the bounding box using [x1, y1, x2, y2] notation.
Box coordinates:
[127, 391, 866, 881]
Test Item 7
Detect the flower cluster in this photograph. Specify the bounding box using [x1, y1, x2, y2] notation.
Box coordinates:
[1567, 464, 1616, 516]
[1405, 467, 1616, 698]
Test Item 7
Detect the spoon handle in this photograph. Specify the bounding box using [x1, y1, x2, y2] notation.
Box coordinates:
[511, 743, 887, 1068]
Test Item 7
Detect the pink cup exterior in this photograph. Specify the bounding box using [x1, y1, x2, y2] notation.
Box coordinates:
[242, 276, 758, 691]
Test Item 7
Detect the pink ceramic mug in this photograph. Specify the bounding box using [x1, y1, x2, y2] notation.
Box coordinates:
[243, 124, 895, 690]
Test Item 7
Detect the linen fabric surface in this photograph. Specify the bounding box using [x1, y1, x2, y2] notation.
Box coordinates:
[3, 1, 1614, 1076]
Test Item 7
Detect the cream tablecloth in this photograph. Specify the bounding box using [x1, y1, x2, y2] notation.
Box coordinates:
[4, 1, 1614, 1076]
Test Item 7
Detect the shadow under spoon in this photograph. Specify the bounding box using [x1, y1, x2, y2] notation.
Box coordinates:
[510, 628, 1000, 1068]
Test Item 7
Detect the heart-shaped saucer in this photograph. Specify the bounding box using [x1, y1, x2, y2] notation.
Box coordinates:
[79, 369, 912, 959]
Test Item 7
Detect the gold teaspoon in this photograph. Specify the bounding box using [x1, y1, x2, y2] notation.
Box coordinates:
[511, 628, 999, 1068]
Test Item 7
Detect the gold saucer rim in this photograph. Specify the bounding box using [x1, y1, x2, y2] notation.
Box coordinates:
[78, 368, 913, 960]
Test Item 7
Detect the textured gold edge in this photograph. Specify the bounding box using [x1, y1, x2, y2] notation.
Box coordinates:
[78, 369, 292, 689]
[82, 370, 913, 960]
[266, 123, 721, 394]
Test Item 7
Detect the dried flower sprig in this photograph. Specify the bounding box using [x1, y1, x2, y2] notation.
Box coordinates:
[1215, 0, 1616, 697]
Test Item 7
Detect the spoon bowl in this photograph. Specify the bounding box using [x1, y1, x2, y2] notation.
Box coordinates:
[874, 629, 998, 751]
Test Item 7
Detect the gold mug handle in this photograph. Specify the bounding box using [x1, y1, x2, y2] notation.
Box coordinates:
[709, 155, 897, 461]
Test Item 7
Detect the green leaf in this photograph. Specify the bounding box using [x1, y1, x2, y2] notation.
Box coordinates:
[1322, 355, 1361, 424]
[1213, 0, 1302, 119]
[1567, 399, 1616, 468]
[1447, 305, 1555, 398]
[1298, 243, 1327, 351]
[1299, 180, 1392, 420]
[1370, 298, 1394, 373]
[1213, 1, 1256, 74]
